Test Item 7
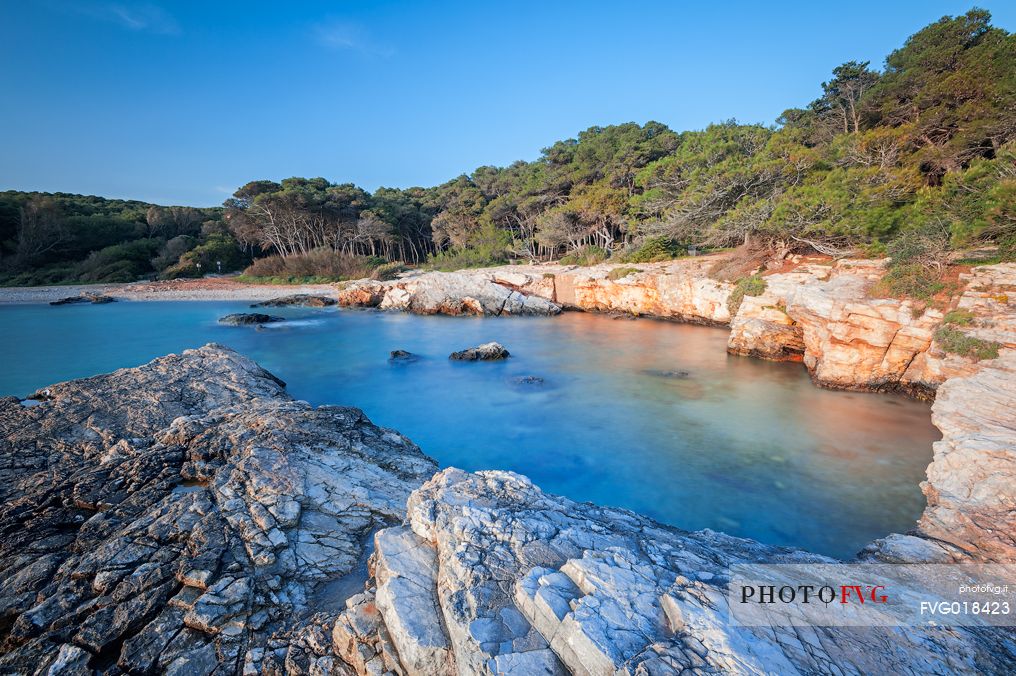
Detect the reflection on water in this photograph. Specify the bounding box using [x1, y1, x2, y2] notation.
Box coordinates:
[0, 301, 939, 559]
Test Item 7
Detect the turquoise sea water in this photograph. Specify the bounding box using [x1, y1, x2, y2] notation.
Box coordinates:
[0, 301, 938, 559]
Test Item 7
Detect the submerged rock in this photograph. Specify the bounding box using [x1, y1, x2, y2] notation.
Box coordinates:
[449, 341, 510, 361]
[251, 294, 337, 308]
[49, 292, 116, 306]
[643, 368, 691, 379]
[389, 349, 419, 363]
[0, 345, 437, 675]
[511, 375, 544, 385]
[218, 312, 285, 326]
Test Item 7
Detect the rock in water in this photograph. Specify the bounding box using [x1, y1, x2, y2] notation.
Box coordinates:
[218, 312, 285, 326]
[511, 375, 544, 385]
[389, 349, 418, 363]
[251, 294, 337, 308]
[50, 292, 116, 306]
[449, 342, 510, 361]
[0, 344, 437, 675]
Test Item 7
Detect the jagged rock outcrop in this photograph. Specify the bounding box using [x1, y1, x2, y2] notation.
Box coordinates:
[332, 469, 1015, 675]
[449, 342, 510, 361]
[337, 272, 561, 317]
[218, 312, 285, 326]
[727, 261, 943, 391]
[251, 294, 337, 308]
[0, 345, 438, 674]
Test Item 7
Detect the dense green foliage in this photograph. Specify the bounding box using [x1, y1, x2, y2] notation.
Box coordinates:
[0, 191, 243, 285]
[224, 9, 1013, 271]
[3, 10, 1013, 286]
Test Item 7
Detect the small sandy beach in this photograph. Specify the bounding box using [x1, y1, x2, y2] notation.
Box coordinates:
[0, 277, 340, 304]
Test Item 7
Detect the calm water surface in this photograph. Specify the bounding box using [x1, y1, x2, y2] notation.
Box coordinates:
[0, 301, 939, 559]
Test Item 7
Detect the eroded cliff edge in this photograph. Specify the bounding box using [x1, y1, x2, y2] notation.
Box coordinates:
[1, 345, 1014, 674]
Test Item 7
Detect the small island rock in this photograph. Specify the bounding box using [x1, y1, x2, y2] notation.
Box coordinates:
[218, 313, 285, 326]
[389, 349, 418, 363]
[449, 342, 510, 361]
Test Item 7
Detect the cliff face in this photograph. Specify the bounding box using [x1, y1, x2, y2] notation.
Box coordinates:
[2, 350, 1012, 675]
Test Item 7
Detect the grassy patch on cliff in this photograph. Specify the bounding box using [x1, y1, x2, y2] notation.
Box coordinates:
[727, 274, 767, 317]
[942, 308, 976, 325]
[934, 326, 1001, 361]
[606, 267, 640, 281]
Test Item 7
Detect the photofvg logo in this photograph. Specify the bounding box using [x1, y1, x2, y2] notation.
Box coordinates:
[728, 564, 1016, 627]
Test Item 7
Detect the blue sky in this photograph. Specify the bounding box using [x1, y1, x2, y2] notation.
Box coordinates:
[1, 1, 1013, 206]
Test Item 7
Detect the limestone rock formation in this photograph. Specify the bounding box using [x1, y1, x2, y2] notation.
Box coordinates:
[449, 342, 510, 361]
[337, 272, 561, 317]
[251, 294, 337, 308]
[332, 469, 1015, 675]
[218, 312, 285, 326]
[918, 352, 1016, 562]
[0, 345, 437, 674]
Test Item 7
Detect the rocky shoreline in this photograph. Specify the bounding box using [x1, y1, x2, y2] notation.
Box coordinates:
[2, 345, 1013, 674]
[337, 257, 1016, 565]
[1, 258, 1014, 673]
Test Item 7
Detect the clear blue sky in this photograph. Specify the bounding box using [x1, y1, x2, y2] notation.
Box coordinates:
[1, 1, 1012, 207]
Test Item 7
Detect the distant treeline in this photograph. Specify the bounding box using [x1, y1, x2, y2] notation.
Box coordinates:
[2, 9, 1013, 285]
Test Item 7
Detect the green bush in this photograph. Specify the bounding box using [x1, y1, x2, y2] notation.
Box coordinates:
[606, 266, 640, 281]
[74, 238, 162, 283]
[620, 237, 683, 263]
[161, 234, 247, 279]
[875, 263, 944, 301]
[559, 245, 608, 266]
[428, 222, 511, 270]
[371, 261, 407, 281]
[934, 326, 1001, 361]
[726, 274, 767, 316]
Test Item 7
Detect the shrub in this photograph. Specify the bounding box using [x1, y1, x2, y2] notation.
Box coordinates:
[726, 274, 767, 316]
[161, 234, 247, 279]
[875, 262, 945, 301]
[942, 308, 975, 326]
[1000, 234, 1016, 263]
[934, 326, 1001, 361]
[428, 246, 507, 271]
[606, 267, 640, 281]
[242, 249, 379, 282]
[371, 261, 407, 281]
[620, 237, 683, 263]
[559, 245, 608, 266]
[74, 238, 162, 283]
[428, 222, 511, 271]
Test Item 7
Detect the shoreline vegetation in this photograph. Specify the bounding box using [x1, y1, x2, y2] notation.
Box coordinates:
[1, 9, 1013, 303]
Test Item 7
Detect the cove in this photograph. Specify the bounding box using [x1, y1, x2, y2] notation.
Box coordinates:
[0, 301, 939, 559]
